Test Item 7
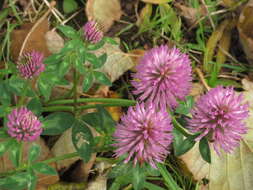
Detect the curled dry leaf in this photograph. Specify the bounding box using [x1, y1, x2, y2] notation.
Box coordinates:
[45, 30, 64, 54]
[10, 18, 51, 61]
[238, 0, 253, 64]
[180, 81, 253, 190]
[85, 0, 122, 32]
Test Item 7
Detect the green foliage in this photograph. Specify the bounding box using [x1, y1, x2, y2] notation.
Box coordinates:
[42, 112, 75, 135]
[28, 144, 41, 163]
[32, 162, 57, 175]
[63, 0, 78, 14]
[199, 137, 211, 163]
[72, 119, 94, 162]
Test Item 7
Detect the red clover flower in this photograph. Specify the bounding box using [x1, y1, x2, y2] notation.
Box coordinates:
[83, 21, 103, 44]
[7, 107, 42, 142]
[17, 51, 45, 79]
[132, 45, 192, 110]
[188, 86, 249, 155]
[113, 103, 173, 168]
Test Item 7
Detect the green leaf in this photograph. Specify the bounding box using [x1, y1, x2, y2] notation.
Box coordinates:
[199, 137, 211, 163]
[43, 53, 63, 65]
[8, 141, 21, 167]
[104, 37, 118, 45]
[82, 106, 115, 134]
[42, 112, 75, 135]
[86, 53, 99, 66]
[8, 76, 26, 96]
[175, 96, 194, 115]
[87, 40, 105, 51]
[38, 75, 53, 101]
[0, 129, 10, 138]
[94, 71, 112, 86]
[0, 139, 14, 157]
[57, 25, 78, 39]
[72, 120, 94, 162]
[0, 82, 11, 105]
[27, 170, 37, 190]
[0, 172, 31, 190]
[27, 98, 42, 116]
[174, 135, 196, 156]
[63, 0, 78, 14]
[33, 162, 57, 175]
[28, 144, 41, 163]
[157, 163, 181, 190]
[132, 165, 145, 190]
[108, 163, 132, 179]
[74, 57, 87, 74]
[58, 61, 71, 77]
[93, 53, 107, 69]
[83, 72, 94, 92]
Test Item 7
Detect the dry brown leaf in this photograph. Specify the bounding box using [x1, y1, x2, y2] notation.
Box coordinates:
[128, 49, 146, 72]
[141, 0, 171, 4]
[86, 175, 107, 190]
[86, 0, 122, 32]
[95, 39, 134, 82]
[174, 3, 206, 27]
[10, 18, 51, 61]
[45, 30, 64, 54]
[238, 0, 253, 64]
[180, 81, 253, 190]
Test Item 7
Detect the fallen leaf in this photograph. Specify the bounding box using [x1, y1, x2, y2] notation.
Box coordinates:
[86, 175, 107, 190]
[45, 30, 64, 54]
[10, 18, 51, 61]
[238, 0, 253, 64]
[86, 0, 122, 32]
[128, 49, 146, 72]
[180, 81, 253, 190]
[141, 0, 171, 4]
[95, 38, 134, 82]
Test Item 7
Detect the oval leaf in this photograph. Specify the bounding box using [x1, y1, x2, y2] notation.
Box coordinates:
[42, 112, 75, 135]
[199, 137, 211, 163]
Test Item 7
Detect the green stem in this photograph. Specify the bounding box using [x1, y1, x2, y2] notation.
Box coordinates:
[46, 98, 136, 106]
[73, 69, 78, 116]
[18, 142, 23, 167]
[171, 116, 191, 137]
[42, 102, 136, 112]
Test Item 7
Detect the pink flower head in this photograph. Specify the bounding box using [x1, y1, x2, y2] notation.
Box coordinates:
[17, 51, 45, 79]
[188, 86, 249, 155]
[7, 107, 42, 142]
[113, 103, 173, 168]
[132, 45, 192, 110]
[83, 21, 103, 44]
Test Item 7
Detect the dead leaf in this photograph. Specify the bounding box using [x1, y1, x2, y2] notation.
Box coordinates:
[10, 18, 51, 61]
[86, 0, 122, 32]
[45, 30, 64, 54]
[128, 49, 146, 72]
[86, 175, 107, 190]
[95, 38, 134, 82]
[141, 0, 171, 4]
[174, 3, 206, 27]
[238, 0, 253, 64]
[180, 81, 253, 190]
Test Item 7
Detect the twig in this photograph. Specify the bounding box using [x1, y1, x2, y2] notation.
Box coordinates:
[18, 1, 56, 58]
[195, 68, 211, 91]
[43, 0, 63, 23]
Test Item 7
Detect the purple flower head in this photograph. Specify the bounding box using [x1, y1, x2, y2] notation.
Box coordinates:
[83, 21, 103, 44]
[188, 86, 249, 155]
[113, 103, 173, 168]
[17, 51, 45, 79]
[132, 45, 192, 110]
[7, 107, 42, 142]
